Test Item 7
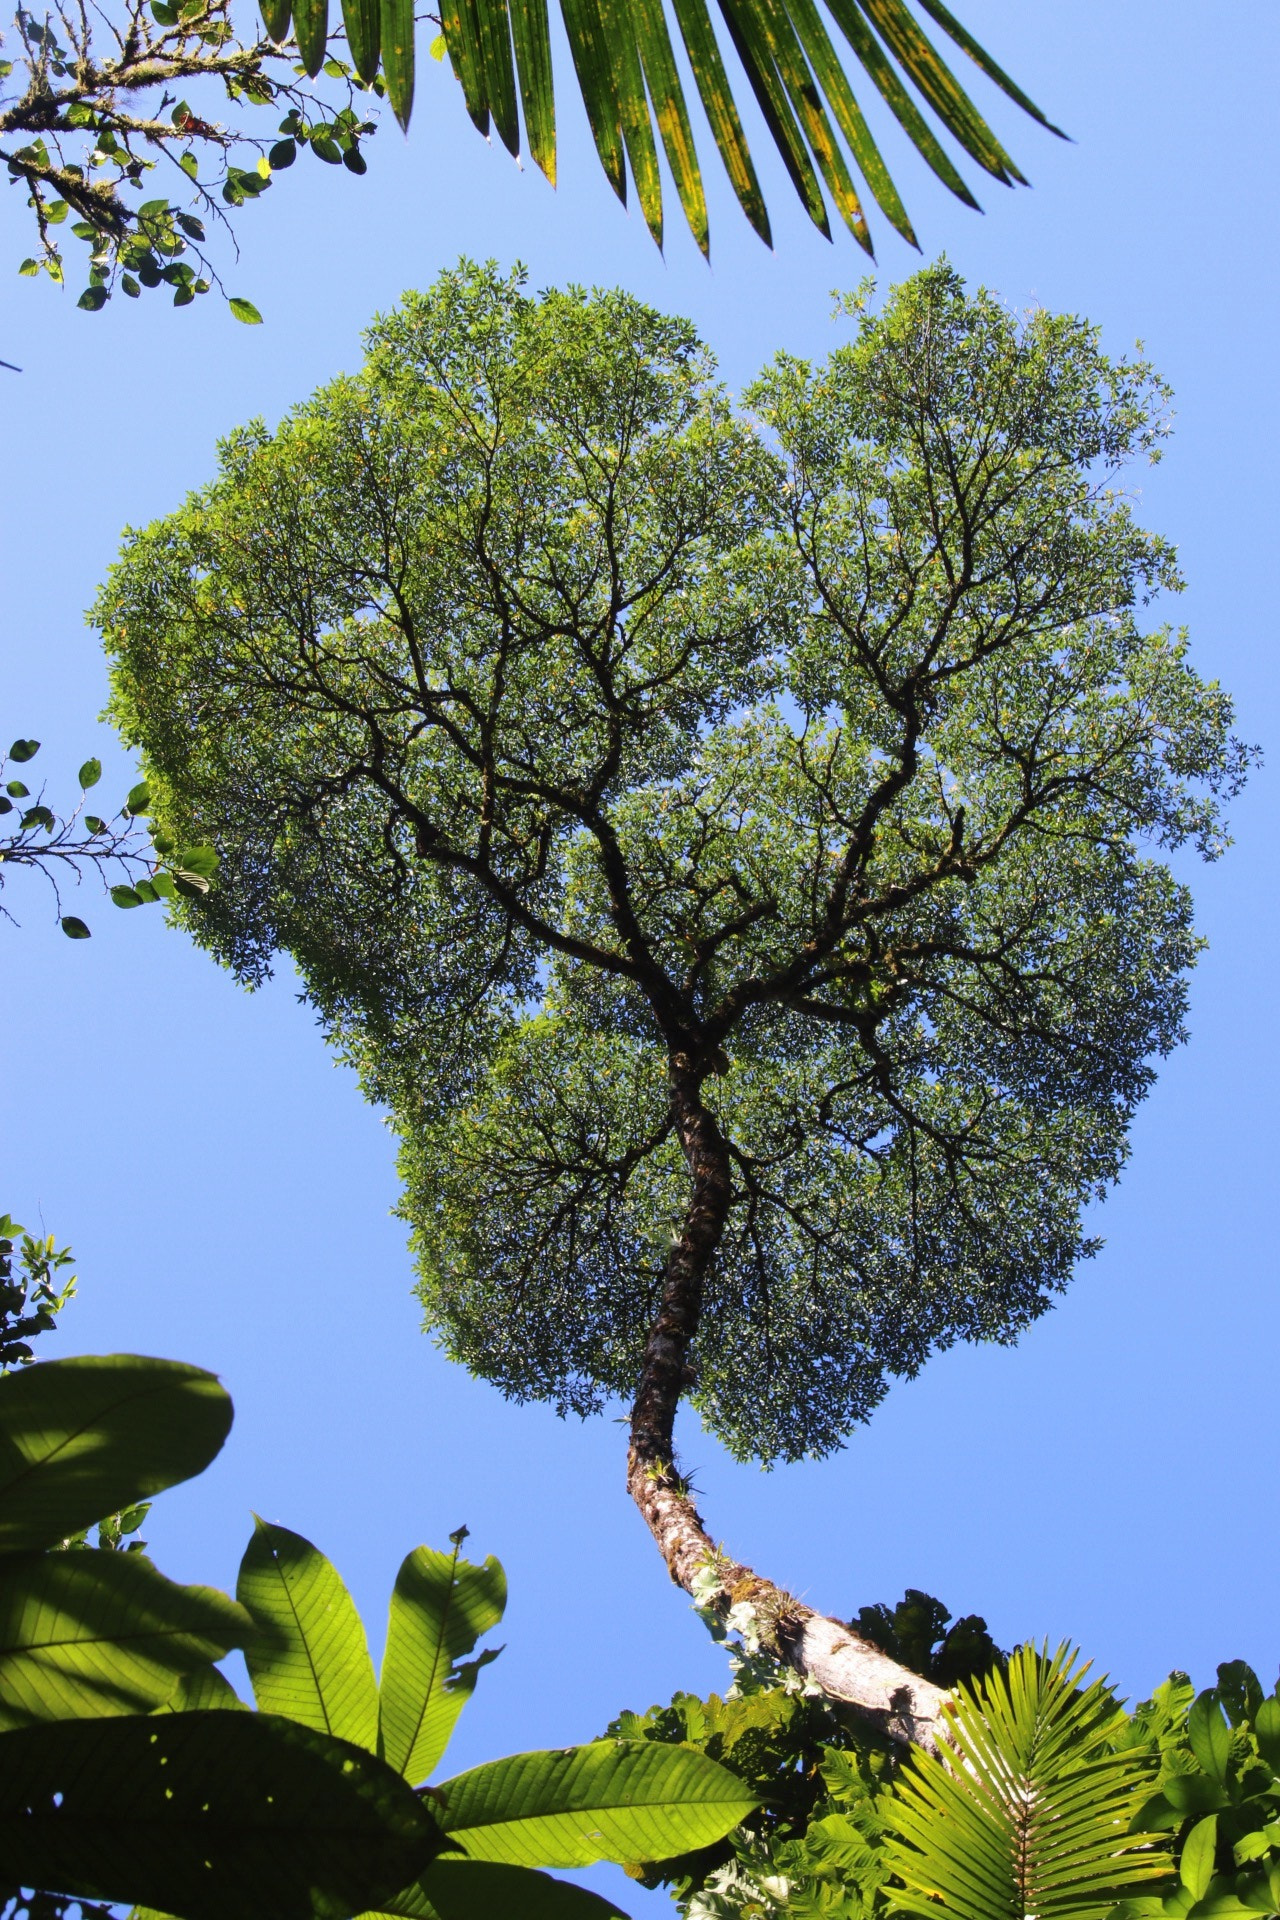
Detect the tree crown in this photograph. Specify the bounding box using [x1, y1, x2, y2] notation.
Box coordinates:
[100, 261, 1249, 1462]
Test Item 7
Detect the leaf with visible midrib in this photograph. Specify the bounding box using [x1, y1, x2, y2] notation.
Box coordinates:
[0, 1708, 443, 1920]
[378, 1541, 505, 1785]
[0, 1355, 232, 1553]
[0, 1549, 252, 1728]
[434, 1739, 760, 1867]
[238, 1518, 378, 1751]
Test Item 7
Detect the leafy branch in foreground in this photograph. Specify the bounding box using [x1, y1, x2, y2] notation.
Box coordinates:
[0, 737, 217, 935]
[0, 0, 383, 314]
[2, 0, 1060, 303]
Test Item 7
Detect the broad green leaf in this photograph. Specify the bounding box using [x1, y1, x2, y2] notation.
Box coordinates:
[0, 1709, 443, 1920]
[435, 1738, 759, 1867]
[0, 1548, 253, 1728]
[377, 1538, 505, 1784]
[1189, 1692, 1232, 1784]
[381, 0, 415, 126]
[8, 739, 39, 762]
[60, 916, 92, 939]
[363, 1856, 627, 1918]
[78, 757, 102, 789]
[229, 297, 263, 325]
[238, 1518, 378, 1750]
[0, 1355, 232, 1553]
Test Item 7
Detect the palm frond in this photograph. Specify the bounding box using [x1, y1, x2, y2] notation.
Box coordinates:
[883, 1643, 1173, 1920]
[256, 0, 1060, 254]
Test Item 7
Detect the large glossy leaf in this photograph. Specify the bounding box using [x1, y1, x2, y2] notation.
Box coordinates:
[377, 1538, 505, 1786]
[0, 1547, 253, 1728]
[0, 1709, 444, 1920]
[884, 1643, 1171, 1920]
[363, 1857, 627, 1918]
[435, 1738, 759, 1867]
[237, 1519, 378, 1751]
[0, 1355, 232, 1553]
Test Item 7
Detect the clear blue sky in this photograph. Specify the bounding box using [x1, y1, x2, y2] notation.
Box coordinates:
[3, 3, 1277, 1909]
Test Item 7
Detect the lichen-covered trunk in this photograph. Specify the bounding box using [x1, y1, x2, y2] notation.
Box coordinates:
[626, 1056, 947, 1750]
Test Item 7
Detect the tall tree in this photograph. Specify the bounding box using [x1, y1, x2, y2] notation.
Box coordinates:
[99, 262, 1249, 1740]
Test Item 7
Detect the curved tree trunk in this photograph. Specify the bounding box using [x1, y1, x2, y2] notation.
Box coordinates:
[626, 1056, 947, 1750]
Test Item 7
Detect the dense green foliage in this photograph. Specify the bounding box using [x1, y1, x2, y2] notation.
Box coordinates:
[610, 1646, 1280, 1920]
[102, 262, 1248, 1465]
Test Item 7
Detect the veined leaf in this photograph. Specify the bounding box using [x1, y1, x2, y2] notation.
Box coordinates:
[260, 0, 291, 40]
[883, 1643, 1172, 1920]
[0, 1548, 253, 1728]
[0, 1355, 232, 1554]
[434, 1738, 760, 1867]
[0, 1709, 443, 1920]
[237, 1519, 379, 1751]
[363, 1856, 627, 1918]
[377, 1538, 505, 1785]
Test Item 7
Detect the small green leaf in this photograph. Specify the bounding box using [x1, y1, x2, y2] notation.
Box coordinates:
[78, 758, 102, 789]
[1181, 1815, 1218, 1899]
[84, 814, 107, 834]
[1189, 1692, 1232, 1785]
[6, 780, 28, 798]
[8, 739, 39, 762]
[125, 780, 151, 815]
[343, 147, 368, 174]
[310, 136, 343, 163]
[229, 297, 263, 324]
[60, 916, 92, 939]
[269, 138, 297, 167]
[111, 885, 144, 908]
[1254, 1697, 1280, 1771]
[20, 806, 55, 830]
[174, 845, 219, 878]
[122, 274, 141, 297]
[78, 285, 108, 311]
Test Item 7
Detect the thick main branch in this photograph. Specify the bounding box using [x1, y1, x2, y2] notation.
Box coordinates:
[626, 1058, 947, 1749]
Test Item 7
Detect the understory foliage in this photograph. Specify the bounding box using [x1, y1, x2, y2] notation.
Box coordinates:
[101, 261, 1250, 1466]
[613, 1639, 1280, 1920]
